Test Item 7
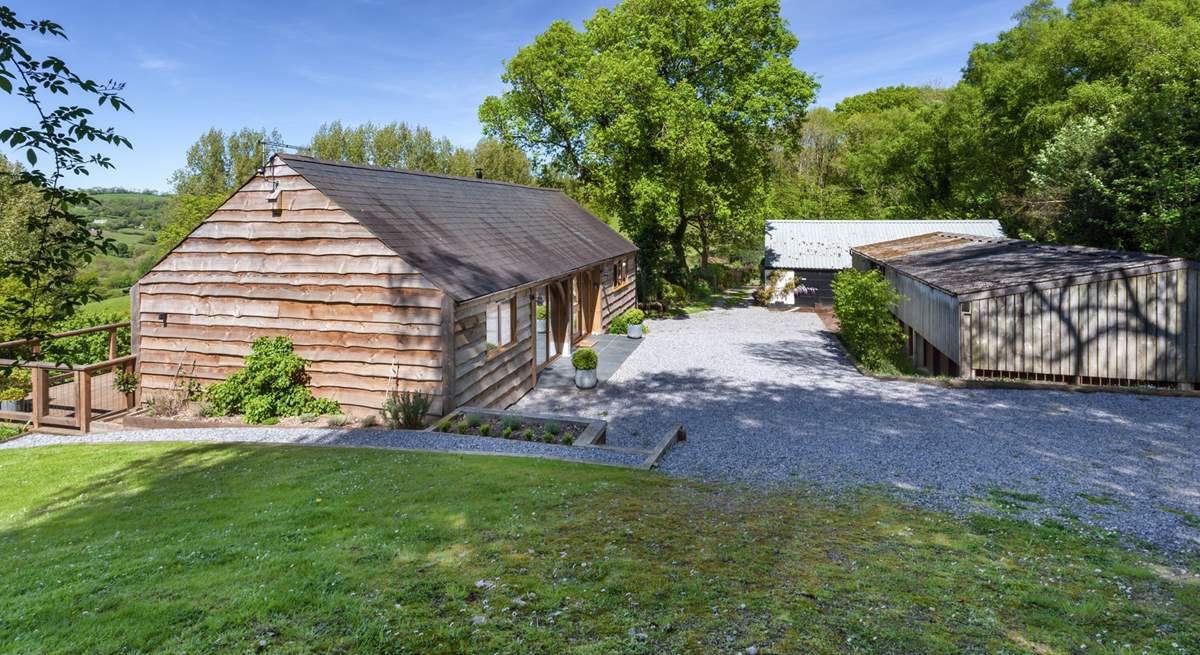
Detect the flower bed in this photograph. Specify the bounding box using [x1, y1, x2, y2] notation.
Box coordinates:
[431, 409, 598, 446]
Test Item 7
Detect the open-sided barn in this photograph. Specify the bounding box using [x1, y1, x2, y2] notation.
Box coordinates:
[762, 219, 1004, 307]
[133, 154, 638, 416]
[852, 232, 1200, 388]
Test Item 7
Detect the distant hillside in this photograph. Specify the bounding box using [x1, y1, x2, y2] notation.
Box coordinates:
[76, 191, 172, 232]
[77, 191, 174, 301]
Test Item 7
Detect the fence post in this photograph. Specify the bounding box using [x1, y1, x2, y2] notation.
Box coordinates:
[108, 326, 118, 360]
[31, 368, 48, 430]
[77, 370, 91, 434]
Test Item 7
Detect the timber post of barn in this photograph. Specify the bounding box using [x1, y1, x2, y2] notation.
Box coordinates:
[0, 322, 138, 434]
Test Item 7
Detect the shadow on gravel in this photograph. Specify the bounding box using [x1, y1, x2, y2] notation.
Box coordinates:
[521, 345, 1200, 551]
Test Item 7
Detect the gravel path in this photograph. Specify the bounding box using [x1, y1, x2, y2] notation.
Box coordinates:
[0, 428, 646, 468]
[516, 304, 1200, 553]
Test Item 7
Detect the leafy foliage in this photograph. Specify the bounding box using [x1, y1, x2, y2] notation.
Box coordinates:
[206, 337, 339, 424]
[771, 0, 1200, 260]
[831, 269, 905, 372]
[481, 0, 815, 294]
[37, 310, 130, 365]
[0, 7, 131, 339]
[571, 347, 598, 371]
[607, 307, 646, 334]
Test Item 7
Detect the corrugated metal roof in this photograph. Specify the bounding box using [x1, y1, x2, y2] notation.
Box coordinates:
[279, 154, 637, 301]
[763, 219, 1004, 270]
[852, 232, 1194, 297]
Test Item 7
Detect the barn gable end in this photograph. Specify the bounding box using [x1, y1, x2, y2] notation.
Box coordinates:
[136, 160, 450, 416]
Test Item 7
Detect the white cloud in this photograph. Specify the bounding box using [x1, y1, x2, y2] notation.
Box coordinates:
[140, 57, 179, 72]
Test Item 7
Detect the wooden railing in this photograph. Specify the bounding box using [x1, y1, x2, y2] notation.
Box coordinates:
[0, 322, 136, 433]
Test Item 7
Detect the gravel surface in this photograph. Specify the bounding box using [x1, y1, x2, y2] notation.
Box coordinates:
[516, 304, 1200, 553]
[0, 427, 646, 468]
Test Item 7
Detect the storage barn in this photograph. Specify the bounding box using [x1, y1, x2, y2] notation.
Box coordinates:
[851, 233, 1200, 388]
[762, 219, 1004, 307]
[133, 154, 638, 417]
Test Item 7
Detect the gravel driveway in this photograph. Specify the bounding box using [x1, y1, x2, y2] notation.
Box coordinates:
[516, 304, 1200, 553]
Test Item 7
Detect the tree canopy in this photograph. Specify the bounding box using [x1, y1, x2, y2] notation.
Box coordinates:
[0, 6, 131, 338]
[772, 0, 1200, 259]
[480, 0, 816, 293]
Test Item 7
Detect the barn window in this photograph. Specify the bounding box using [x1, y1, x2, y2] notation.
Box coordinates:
[486, 297, 517, 350]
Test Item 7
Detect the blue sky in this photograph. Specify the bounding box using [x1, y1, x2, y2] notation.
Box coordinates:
[1, 0, 1032, 191]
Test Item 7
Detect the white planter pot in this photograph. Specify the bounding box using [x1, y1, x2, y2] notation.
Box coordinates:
[537, 318, 546, 333]
[626, 323, 643, 339]
[575, 368, 597, 389]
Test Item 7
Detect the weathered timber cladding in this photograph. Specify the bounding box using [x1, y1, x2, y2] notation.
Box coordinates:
[964, 269, 1200, 384]
[137, 163, 448, 415]
[882, 266, 960, 362]
[453, 289, 536, 410]
[600, 255, 638, 326]
[854, 241, 1200, 387]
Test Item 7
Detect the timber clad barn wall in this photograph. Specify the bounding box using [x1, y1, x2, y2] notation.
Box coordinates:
[135, 154, 639, 417]
[138, 161, 449, 415]
[852, 233, 1200, 388]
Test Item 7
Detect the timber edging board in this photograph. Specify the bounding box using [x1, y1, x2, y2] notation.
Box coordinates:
[641, 424, 686, 470]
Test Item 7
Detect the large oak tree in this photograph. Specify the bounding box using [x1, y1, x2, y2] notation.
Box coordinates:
[480, 0, 815, 293]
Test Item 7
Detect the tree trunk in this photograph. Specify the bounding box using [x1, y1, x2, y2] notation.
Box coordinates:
[698, 216, 710, 270]
[669, 213, 689, 285]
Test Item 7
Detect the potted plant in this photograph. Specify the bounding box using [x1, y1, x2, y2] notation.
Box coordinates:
[572, 347, 598, 389]
[623, 308, 646, 339]
[536, 304, 548, 333]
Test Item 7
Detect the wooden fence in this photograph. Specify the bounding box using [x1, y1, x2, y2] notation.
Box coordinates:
[0, 322, 137, 433]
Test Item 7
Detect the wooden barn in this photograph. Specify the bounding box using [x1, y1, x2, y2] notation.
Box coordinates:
[851, 233, 1200, 388]
[133, 154, 638, 416]
[762, 219, 1003, 307]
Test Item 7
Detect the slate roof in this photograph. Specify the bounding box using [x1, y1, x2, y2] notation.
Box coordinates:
[278, 154, 637, 301]
[852, 232, 1195, 297]
[763, 219, 1004, 270]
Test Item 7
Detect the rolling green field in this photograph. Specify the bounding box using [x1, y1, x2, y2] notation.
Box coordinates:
[1, 443, 1195, 654]
[78, 294, 131, 316]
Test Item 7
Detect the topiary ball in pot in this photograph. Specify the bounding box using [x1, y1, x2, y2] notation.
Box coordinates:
[622, 308, 645, 339]
[572, 347, 598, 389]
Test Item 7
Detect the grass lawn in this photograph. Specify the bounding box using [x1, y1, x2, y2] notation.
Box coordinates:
[1, 443, 1196, 654]
[78, 294, 131, 316]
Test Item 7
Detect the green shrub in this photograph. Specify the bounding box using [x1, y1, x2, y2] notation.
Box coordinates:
[689, 279, 712, 299]
[382, 389, 432, 429]
[479, 422, 492, 436]
[112, 369, 138, 395]
[205, 336, 339, 424]
[571, 348, 598, 371]
[543, 420, 561, 436]
[541, 431, 555, 443]
[466, 413, 483, 428]
[832, 269, 906, 372]
[0, 387, 26, 401]
[661, 283, 688, 307]
[434, 417, 453, 432]
[521, 428, 535, 441]
[501, 426, 515, 439]
[36, 310, 131, 366]
[456, 420, 471, 434]
[326, 414, 350, 427]
[536, 305, 547, 320]
[561, 434, 575, 446]
[621, 308, 645, 325]
[500, 415, 521, 431]
[607, 314, 629, 334]
[360, 415, 379, 428]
